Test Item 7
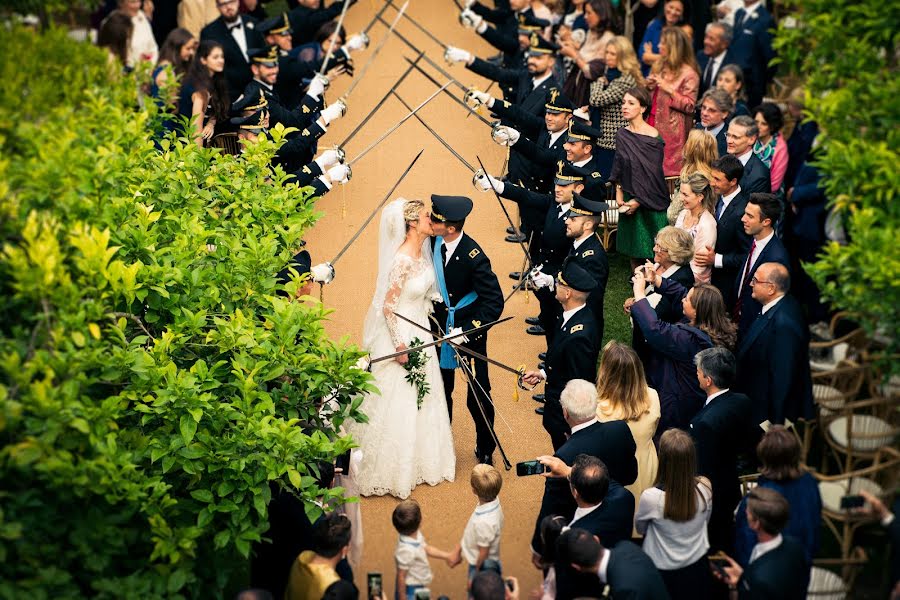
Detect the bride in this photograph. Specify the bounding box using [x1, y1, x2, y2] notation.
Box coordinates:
[349, 198, 456, 499]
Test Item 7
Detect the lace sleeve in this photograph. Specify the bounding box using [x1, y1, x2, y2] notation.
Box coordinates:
[382, 256, 414, 348]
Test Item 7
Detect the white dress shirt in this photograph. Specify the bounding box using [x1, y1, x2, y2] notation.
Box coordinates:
[548, 128, 567, 148]
[704, 50, 728, 86]
[737, 148, 754, 166]
[714, 185, 742, 267]
[570, 416, 597, 435]
[704, 388, 730, 407]
[569, 502, 602, 526]
[532, 72, 553, 90]
[442, 234, 463, 265]
[737, 230, 774, 294]
[557, 202, 572, 219]
[573, 157, 592, 168]
[561, 303, 587, 329]
[760, 294, 784, 315]
[705, 121, 725, 138]
[596, 548, 612, 583]
[572, 233, 592, 250]
[227, 18, 249, 61]
[749, 533, 782, 563]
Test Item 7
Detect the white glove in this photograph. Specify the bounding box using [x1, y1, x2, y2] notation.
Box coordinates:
[307, 73, 328, 99]
[355, 355, 371, 371]
[474, 172, 503, 194]
[326, 164, 351, 184]
[469, 89, 494, 108]
[492, 125, 520, 147]
[344, 32, 368, 52]
[310, 262, 335, 284]
[448, 327, 469, 344]
[531, 272, 555, 289]
[460, 9, 485, 32]
[444, 46, 473, 64]
[320, 100, 346, 125]
[314, 149, 343, 171]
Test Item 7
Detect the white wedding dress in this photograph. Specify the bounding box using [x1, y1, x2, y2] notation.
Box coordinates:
[348, 200, 455, 499]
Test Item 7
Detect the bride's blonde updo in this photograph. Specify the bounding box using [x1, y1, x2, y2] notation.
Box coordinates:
[402, 198, 425, 229]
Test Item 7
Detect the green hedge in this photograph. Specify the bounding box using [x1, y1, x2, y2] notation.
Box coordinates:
[0, 28, 371, 598]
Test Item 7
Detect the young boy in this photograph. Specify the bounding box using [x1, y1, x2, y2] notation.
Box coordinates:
[392, 499, 455, 600]
[451, 464, 505, 581]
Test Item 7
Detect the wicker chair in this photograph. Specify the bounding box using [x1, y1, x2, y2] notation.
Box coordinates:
[211, 132, 241, 156]
[821, 394, 900, 474]
[807, 547, 868, 599]
[805, 361, 869, 464]
[809, 312, 869, 372]
[599, 182, 619, 250]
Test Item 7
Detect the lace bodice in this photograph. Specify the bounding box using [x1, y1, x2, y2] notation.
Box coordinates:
[382, 254, 435, 348]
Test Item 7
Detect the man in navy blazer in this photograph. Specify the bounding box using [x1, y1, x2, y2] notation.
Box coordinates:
[727, 116, 771, 194]
[696, 88, 734, 156]
[714, 488, 810, 600]
[200, 0, 266, 103]
[531, 380, 637, 553]
[729, 0, 776, 108]
[690, 347, 753, 552]
[696, 22, 735, 96]
[694, 155, 753, 308]
[553, 455, 636, 600]
[735, 263, 814, 430]
[733, 193, 789, 335]
[560, 530, 671, 600]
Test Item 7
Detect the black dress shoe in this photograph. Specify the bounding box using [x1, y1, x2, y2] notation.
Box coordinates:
[506, 226, 515, 235]
[533, 393, 545, 403]
[525, 316, 541, 326]
[505, 233, 526, 243]
[538, 352, 547, 361]
[509, 271, 524, 280]
[526, 325, 546, 335]
[535, 406, 545, 415]
[538, 361, 546, 370]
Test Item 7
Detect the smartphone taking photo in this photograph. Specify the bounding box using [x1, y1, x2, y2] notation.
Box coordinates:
[367, 572, 382, 600]
[516, 460, 548, 476]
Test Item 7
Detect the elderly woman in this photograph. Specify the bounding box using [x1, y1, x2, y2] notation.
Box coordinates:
[752, 102, 790, 192]
[734, 426, 822, 567]
[630, 266, 737, 436]
[587, 35, 644, 177]
[674, 172, 718, 284]
[647, 26, 700, 176]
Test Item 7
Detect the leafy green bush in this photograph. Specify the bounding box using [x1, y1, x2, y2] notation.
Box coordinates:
[774, 0, 899, 365]
[0, 27, 371, 598]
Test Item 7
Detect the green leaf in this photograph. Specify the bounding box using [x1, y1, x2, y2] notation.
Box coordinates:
[69, 418, 90, 434]
[190, 489, 213, 503]
[287, 468, 302, 489]
[179, 414, 197, 445]
[214, 530, 231, 549]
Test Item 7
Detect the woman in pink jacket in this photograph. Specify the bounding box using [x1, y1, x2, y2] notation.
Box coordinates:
[753, 102, 790, 192]
[646, 27, 700, 177]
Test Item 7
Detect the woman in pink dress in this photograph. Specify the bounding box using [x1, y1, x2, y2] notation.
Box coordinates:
[674, 172, 717, 284]
[646, 26, 700, 176]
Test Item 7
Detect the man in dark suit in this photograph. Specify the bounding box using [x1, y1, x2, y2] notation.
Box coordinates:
[735, 263, 814, 430]
[696, 22, 734, 97]
[729, 0, 776, 108]
[201, 0, 266, 102]
[689, 347, 753, 552]
[429, 195, 504, 465]
[714, 488, 810, 600]
[733, 193, 789, 334]
[531, 379, 638, 553]
[696, 88, 733, 156]
[553, 455, 635, 600]
[727, 115, 771, 194]
[694, 154, 752, 308]
[560, 529, 671, 600]
[522, 261, 604, 449]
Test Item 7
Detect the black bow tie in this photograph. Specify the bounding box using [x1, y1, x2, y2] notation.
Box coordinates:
[227, 21, 242, 31]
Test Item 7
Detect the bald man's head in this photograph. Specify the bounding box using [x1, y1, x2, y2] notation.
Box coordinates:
[751, 262, 790, 304]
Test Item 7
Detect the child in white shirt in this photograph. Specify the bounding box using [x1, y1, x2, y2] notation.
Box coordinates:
[450, 464, 505, 581]
[392, 499, 455, 600]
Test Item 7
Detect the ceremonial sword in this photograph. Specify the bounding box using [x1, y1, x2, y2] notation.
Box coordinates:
[476, 155, 535, 273]
[384, 0, 450, 49]
[389, 90, 476, 174]
[401, 56, 493, 127]
[328, 148, 424, 267]
[362, 0, 393, 35]
[368, 316, 513, 363]
[347, 81, 452, 167]
[319, 0, 353, 75]
[343, 0, 410, 99]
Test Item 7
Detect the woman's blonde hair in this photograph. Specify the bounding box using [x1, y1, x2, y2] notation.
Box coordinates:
[654, 225, 694, 266]
[679, 171, 716, 214]
[402, 198, 425, 229]
[595, 341, 650, 421]
[652, 26, 699, 77]
[681, 129, 717, 180]
[607, 35, 644, 86]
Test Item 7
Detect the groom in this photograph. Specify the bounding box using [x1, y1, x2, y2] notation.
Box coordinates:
[429, 195, 505, 465]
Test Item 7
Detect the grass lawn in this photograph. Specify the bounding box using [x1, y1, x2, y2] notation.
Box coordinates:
[602, 251, 634, 347]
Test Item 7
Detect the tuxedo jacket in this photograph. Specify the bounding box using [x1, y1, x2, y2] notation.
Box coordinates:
[200, 16, 265, 103]
[740, 153, 772, 194]
[712, 188, 752, 307]
[606, 540, 671, 600]
[695, 121, 728, 156]
[531, 420, 638, 551]
[730, 5, 776, 106]
[554, 483, 636, 600]
[738, 536, 810, 600]
[696, 48, 736, 96]
[734, 234, 790, 335]
[569, 233, 609, 340]
[500, 183, 568, 273]
[689, 391, 753, 530]
[736, 295, 814, 426]
[430, 234, 504, 346]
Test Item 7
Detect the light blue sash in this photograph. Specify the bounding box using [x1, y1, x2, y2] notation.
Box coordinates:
[434, 236, 478, 369]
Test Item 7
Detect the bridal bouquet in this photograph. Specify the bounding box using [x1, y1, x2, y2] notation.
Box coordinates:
[404, 337, 431, 410]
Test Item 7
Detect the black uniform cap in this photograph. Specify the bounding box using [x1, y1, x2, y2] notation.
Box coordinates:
[556, 257, 597, 292]
[230, 108, 268, 130]
[567, 119, 603, 143]
[564, 192, 610, 218]
[545, 87, 575, 114]
[258, 13, 292, 37]
[527, 32, 559, 56]
[553, 161, 589, 186]
[517, 12, 550, 33]
[430, 195, 473, 222]
[248, 45, 279, 67]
